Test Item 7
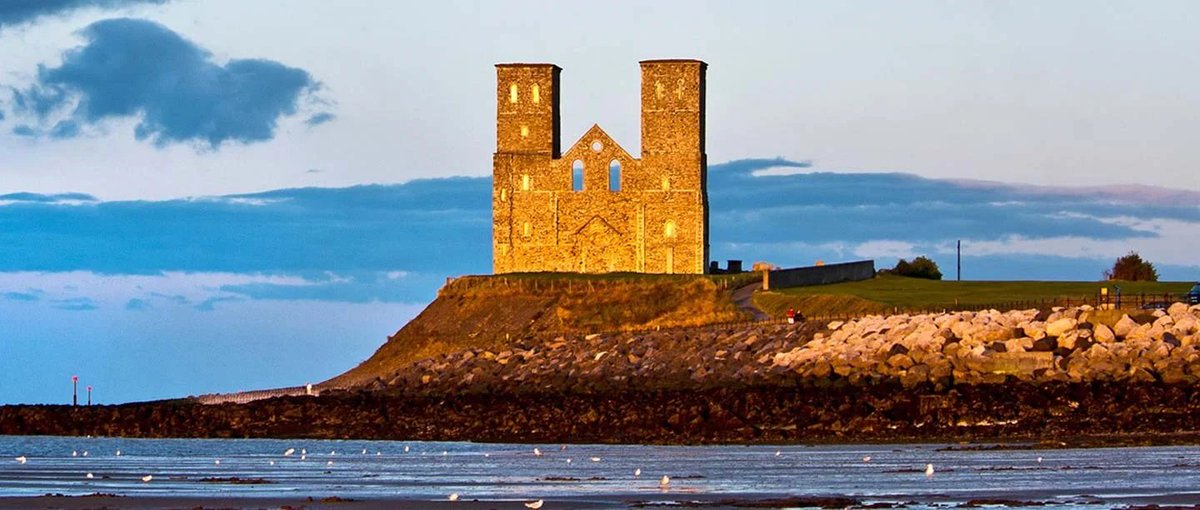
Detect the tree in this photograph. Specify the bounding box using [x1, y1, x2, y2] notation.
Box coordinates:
[889, 256, 943, 280]
[1104, 251, 1159, 281]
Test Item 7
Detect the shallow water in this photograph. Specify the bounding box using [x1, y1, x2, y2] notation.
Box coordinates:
[1, 436, 1200, 506]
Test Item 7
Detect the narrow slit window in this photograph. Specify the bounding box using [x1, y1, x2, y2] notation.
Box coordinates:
[609, 160, 621, 191]
[532, 83, 540, 104]
[523, 222, 531, 238]
[572, 160, 584, 191]
[520, 125, 529, 138]
[661, 176, 670, 190]
[664, 220, 676, 239]
[509, 83, 518, 103]
[521, 174, 530, 191]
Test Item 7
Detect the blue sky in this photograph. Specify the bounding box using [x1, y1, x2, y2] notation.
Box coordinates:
[0, 1, 1198, 404]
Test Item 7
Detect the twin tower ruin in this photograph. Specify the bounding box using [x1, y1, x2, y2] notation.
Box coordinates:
[492, 60, 709, 274]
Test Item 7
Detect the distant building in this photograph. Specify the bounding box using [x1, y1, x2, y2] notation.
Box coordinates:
[492, 60, 708, 274]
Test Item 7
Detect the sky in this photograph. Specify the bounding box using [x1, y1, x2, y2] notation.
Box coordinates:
[0, 1, 1198, 404]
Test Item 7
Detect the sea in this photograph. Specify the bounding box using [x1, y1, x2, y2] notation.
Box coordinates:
[1, 436, 1200, 507]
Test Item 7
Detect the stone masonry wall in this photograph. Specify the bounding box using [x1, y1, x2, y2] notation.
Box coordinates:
[493, 60, 708, 274]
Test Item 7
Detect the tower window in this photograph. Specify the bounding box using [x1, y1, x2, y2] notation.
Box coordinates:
[572, 160, 584, 192]
[520, 125, 529, 138]
[509, 83, 518, 103]
[521, 174, 530, 191]
[500, 188, 507, 202]
[591, 140, 603, 152]
[523, 222, 531, 238]
[661, 176, 670, 190]
[532, 83, 540, 104]
[664, 220, 676, 239]
[655, 81, 664, 99]
[609, 160, 621, 191]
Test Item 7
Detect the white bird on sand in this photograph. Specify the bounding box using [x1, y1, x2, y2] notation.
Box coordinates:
[533, 447, 543, 457]
[141, 475, 153, 482]
[214, 459, 220, 466]
[404, 446, 410, 453]
[924, 464, 934, 477]
[284, 448, 295, 457]
[327, 460, 334, 466]
[590, 457, 601, 462]
[775, 450, 782, 457]
[82, 451, 88, 457]
[301, 448, 307, 455]
[300, 454, 307, 461]
[15, 456, 26, 464]
[115, 450, 121, 456]
[659, 475, 670, 489]
[484, 453, 490, 458]
[269, 461, 275, 466]
[863, 456, 872, 463]
[448, 493, 459, 502]
[85, 473, 93, 479]
[524, 500, 543, 509]
[376, 452, 382, 456]
[1037, 456, 1043, 463]
[634, 468, 641, 477]
[72, 451, 78, 457]
[566, 458, 571, 464]
[330, 450, 336, 456]
[560, 445, 568, 451]
[443, 451, 448, 456]
[362, 449, 368, 455]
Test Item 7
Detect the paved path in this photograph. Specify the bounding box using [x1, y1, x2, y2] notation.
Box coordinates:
[733, 282, 771, 321]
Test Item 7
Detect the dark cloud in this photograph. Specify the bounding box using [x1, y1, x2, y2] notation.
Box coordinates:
[305, 112, 335, 126]
[15, 18, 320, 148]
[2, 291, 41, 302]
[52, 297, 98, 311]
[195, 295, 242, 312]
[11, 125, 37, 137]
[124, 298, 150, 310]
[0, 109, 5, 121]
[0, 0, 170, 29]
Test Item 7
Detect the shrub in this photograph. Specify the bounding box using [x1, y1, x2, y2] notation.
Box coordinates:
[889, 256, 943, 280]
[1104, 251, 1159, 281]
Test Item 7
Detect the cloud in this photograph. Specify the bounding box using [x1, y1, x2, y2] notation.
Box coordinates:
[0, 192, 97, 203]
[53, 297, 98, 311]
[13, 18, 320, 149]
[305, 112, 335, 126]
[0, 110, 5, 121]
[124, 297, 149, 310]
[195, 296, 242, 311]
[11, 125, 37, 137]
[0, 0, 170, 30]
[2, 291, 41, 302]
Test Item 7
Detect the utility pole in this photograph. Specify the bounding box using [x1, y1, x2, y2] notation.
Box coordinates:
[71, 375, 78, 406]
[957, 240, 962, 282]
[87, 385, 92, 406]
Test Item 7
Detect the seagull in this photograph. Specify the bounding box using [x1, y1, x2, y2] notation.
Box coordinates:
[533, 447, 543, 457]
[924, 464, 934, 477]
[72, 451, 78, 457]
[284, 448, 295, 456]
[590, 457, 601, 462]
[484, 453, 490, 458]
[775, 450, 782, 457]
[141, 475, 153, 483]
[566, 458, 572, 464]
[330, 450, 336, 456]
[443, 451, 448, 456]
[269, 461, 275, 466]
[15, 456, 26, 464]
[301, 448, 307, 455]
[362, 449, 368, 455]
[85, 473, 94, 479]
[524, 500, 544, 509]
[863, 456, 872, 463]
[327, 460, 334, 466]
[404, 446, 410, 453]
[301, 454, 307, 461]
[115, 450, 122, 456]
[560, 445, 568, 451]
[1037, 456, 1043, 463]
[214, 459, 220, 466]
[634, 468, 641, 477]
[448, 493, 459, 502]
[376, 452, 382, 456]
[660, 475, 670, 489]
[82, 451, 89, 457]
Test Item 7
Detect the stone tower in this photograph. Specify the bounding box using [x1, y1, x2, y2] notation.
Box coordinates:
[493, 60, 708, 274]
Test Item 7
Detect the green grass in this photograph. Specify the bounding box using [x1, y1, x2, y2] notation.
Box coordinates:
[756, 274, 1193, 318]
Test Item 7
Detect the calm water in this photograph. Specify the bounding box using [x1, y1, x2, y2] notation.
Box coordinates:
[2, 436, 1200, 506]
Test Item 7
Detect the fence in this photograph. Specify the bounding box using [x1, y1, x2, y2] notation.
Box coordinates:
[193, 385, 317, 405]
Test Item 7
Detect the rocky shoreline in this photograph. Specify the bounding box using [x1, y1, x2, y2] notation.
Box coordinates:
[3, 303, 1199, 444]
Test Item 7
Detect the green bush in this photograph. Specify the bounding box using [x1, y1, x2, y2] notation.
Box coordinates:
[888, 256, 943, 280]
[1104, 251, 1159, 281]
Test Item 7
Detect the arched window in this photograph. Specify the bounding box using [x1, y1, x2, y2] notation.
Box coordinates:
[532, 83, 540, 104]
[509, 83, 518, 103]
[664, 220, 676, 239]
[499, 188, 507, 202]
[519, 125, 529, 138]
[609, 160, 621, 191]
[521, 174, 531, 191]
[572, 160, 584, 191]
[523, 222, 531, 238]
[661, 176, 670, 190]
[655, 81, 664, 99]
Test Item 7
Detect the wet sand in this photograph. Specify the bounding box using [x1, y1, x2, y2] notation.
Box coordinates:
[0, 494, 631, 510]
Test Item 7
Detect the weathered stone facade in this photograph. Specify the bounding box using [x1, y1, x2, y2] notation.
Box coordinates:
[492, 60, 708, 274]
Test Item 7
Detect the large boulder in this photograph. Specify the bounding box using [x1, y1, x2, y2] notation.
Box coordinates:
[1093, 324, 1116, 344]
[1046, 318, 1077, 337]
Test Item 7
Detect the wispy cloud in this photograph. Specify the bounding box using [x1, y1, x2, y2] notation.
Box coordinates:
[305, 112, 335, 127]
[11, 18, 322, 149]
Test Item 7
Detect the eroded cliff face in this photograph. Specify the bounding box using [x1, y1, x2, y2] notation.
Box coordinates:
[325, 275, 747, 388]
